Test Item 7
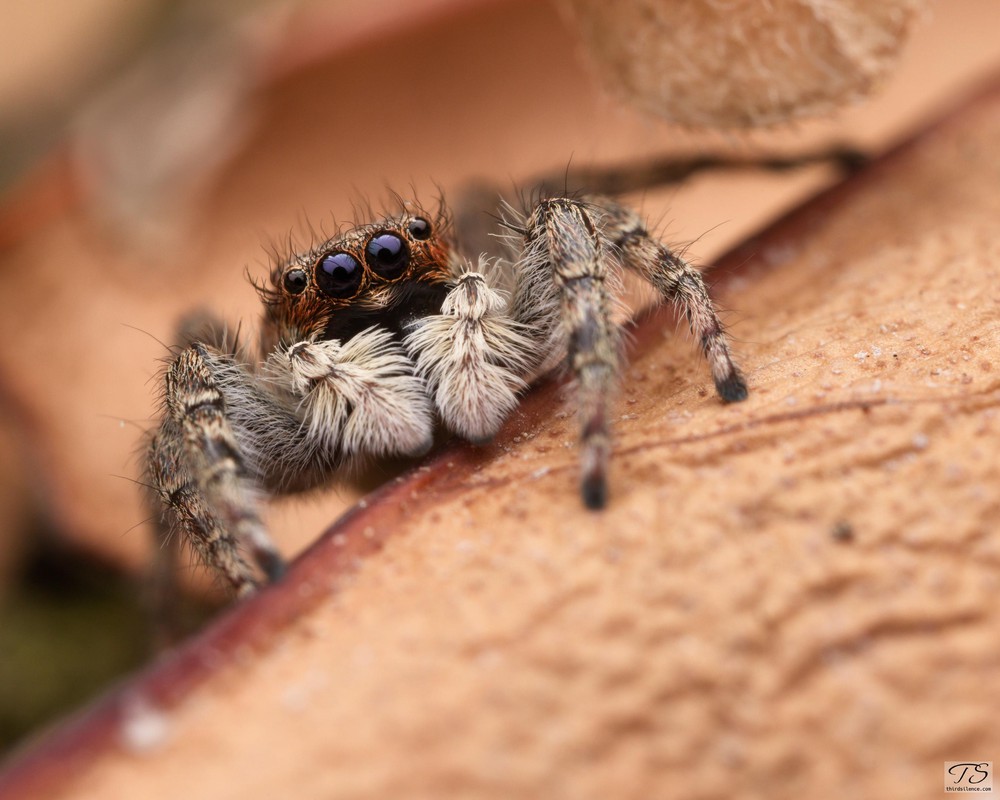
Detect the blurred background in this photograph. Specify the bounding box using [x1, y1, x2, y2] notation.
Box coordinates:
[0, 0, 997, 757]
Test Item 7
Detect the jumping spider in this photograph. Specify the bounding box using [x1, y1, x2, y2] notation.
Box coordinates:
[146, 192, 748, 594]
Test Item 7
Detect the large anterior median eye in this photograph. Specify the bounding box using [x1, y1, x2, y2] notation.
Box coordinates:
[316, 252, 363, 298]
[365, 232, 409, 279]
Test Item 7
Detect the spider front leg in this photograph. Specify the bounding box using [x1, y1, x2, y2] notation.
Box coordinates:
[515, 198, 623, 509]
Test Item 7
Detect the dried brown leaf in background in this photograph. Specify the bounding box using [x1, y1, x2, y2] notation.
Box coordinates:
[560, 0, 927, 127]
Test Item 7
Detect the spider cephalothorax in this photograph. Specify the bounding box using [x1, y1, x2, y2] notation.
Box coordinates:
[146, 192, 748, 594]
[257, 208, 454, 352]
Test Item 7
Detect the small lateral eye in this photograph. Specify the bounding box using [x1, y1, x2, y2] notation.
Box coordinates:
[365, 232, 409, 279]
[407, 217, 432, 240]
[283, 268, 308, 295]
[316, 252, 363, 298]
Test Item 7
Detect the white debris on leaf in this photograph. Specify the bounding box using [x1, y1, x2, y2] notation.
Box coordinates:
[119, 695, 171, 755]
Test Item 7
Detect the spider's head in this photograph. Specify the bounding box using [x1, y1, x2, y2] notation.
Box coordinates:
[257, 206, 453, 349]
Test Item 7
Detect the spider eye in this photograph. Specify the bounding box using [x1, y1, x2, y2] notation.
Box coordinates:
[316, 252, 363, 298]
[365, 232, 409, 279]
[283, 268, 308, 295]
[407, 217, 432, 240]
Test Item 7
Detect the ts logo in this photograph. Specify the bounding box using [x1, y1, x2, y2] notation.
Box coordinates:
[945, 762, 993, 792]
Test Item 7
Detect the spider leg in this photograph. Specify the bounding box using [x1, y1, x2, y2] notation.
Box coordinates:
[148, 344, 284, 595]
[514, 198, 621, 509]
[595, 195, 749, 402]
